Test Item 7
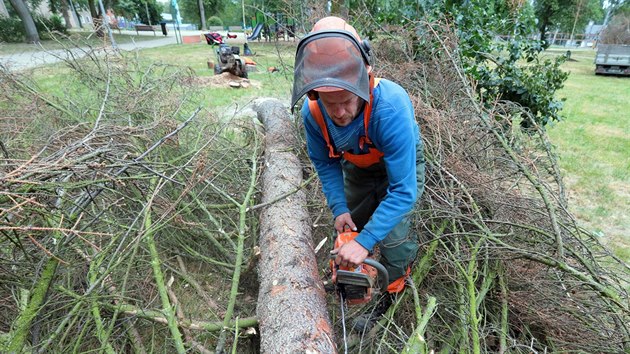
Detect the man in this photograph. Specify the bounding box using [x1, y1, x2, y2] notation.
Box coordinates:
[291, 16, 426, 330]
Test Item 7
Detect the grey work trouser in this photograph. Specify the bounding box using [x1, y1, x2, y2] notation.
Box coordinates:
[341, 140, 425, 282]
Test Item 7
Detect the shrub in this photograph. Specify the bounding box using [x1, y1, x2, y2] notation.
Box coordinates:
[0, 17, 26, 43]
[35, 14, 68, 39]
[207, 16, 223, 27]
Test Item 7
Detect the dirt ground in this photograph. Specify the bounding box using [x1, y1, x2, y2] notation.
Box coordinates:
[195, 72, 261, 89]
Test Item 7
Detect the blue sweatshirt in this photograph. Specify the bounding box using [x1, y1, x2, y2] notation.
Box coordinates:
[302, 79, 420, 251]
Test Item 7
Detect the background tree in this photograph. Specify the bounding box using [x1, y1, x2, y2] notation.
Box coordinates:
[112, 0, 161, 25]
[346, 0, 569, 127]
[217, 2, 239, 26]
[7, 0, 40, 42]
[554, 0, 603, 39]
[534, 0, 603, 43]
[600, 12, 630, 43]
[178, 0, 223, 28]
[48, 0, 73, 28]
[198, 0, 205, 29]
[534, 0, 571, 42]
[445, 0, 569, 127]
[1, 0, 9, 16]
[603, 0, 629, 25]
[114, 0, 139, 19]
[135, 0, 161, 25]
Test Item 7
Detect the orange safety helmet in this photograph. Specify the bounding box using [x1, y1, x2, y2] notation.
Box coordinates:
[291, 16, 373, 110]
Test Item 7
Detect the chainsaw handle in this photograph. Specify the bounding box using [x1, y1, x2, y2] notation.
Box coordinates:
[363, 259, 389, 293]
[330, 256, 389, 294]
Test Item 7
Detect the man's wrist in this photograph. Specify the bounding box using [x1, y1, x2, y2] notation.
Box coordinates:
[354, 231, 377, 252]
[332, 208, 350, 219]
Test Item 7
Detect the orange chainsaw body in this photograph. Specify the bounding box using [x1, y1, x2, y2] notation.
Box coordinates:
[331, 229, 378, 306]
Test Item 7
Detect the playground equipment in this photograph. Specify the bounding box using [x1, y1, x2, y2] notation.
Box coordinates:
[247, 23, 264, 41]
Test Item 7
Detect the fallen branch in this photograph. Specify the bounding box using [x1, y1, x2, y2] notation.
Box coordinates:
[57, 286, 258, 332]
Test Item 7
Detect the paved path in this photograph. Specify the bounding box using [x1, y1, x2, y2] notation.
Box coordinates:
[0, 30, 247, 72]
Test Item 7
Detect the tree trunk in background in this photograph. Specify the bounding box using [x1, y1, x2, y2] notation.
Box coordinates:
[60, 0, 72, 29]
[86, 0, 103, 37]
[198, 0, 206, 30]
[69, 0, 83, 28]
[254, 98, 337, 354]
[0, 0, 9, 17]
[7, 0, 40, 43]
[87, 0, 97, 18]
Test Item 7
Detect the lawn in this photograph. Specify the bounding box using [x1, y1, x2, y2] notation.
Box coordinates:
[544, 47, 630, 259]
[138, 40, 297, 109]
[17, 39, 297, 111]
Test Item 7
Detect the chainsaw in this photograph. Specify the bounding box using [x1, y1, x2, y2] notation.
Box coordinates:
[330, 228, 389, 304]
[330, 227, 389, 353]
[330, 228, 389, 351]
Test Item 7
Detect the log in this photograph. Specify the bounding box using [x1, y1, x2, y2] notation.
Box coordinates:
[253, 98, 336, 353]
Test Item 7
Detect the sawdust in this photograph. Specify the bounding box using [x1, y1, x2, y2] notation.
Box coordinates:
[194, 72, 261, 89]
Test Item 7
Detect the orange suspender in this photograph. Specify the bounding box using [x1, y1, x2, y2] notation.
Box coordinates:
[308, 77, 383, 168]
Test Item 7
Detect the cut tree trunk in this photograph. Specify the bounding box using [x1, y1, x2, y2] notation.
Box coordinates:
[254, 98, 336, 353]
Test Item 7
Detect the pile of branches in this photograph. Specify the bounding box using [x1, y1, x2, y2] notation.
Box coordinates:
[1, 19, 628, 354]
[316, 19, 629, 353]
[600, 14, 630, 44]
[1, 47, 264, 352]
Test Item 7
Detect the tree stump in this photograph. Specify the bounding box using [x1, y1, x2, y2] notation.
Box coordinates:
[253, 98, 336, 353]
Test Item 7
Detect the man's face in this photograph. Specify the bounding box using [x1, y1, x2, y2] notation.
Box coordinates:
[318, 90, 364, 127]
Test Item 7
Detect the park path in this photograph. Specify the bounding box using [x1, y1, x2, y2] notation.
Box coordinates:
[0, 28, 254, 72]
[0, 35, 178, 71]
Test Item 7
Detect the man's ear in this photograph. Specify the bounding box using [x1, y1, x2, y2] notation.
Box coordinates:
[307, 91, 319, 101]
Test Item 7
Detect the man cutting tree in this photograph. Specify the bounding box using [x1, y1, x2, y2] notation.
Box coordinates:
[291, 16, 426, 330]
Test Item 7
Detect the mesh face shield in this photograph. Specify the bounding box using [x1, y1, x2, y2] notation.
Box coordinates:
[291, 31, 371, 110]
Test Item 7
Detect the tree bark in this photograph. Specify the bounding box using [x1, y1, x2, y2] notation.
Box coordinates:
[254, 98, 336, 354]
[197, 0, 206, 30]
[0, 0, 9, 18]
[7, 0, 40, 43]
[60, 0, 72, 29]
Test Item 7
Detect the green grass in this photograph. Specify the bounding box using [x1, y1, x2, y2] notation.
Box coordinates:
[23, 40, 296, 113]
[138, 41, 296, 109]
[543, 48, 630, 257]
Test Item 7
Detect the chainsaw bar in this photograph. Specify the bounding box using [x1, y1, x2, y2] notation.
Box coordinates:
[338, 288, 349, 354]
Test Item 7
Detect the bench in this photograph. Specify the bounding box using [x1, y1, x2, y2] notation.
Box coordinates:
[135, 24, 156, 36]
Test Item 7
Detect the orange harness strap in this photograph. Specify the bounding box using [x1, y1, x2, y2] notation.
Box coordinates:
[386, 266, 411, 293]
[308, 77, 383, 168]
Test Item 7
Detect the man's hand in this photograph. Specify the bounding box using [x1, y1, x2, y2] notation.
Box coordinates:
[331, 240, 369, 268]
[334, 212, 357, 233]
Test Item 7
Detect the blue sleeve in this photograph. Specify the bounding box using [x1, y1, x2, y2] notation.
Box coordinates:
[354, 82, 419, 251]
[301, 102, 349, 218]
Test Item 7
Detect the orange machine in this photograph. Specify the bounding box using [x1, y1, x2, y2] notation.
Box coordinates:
[331, 228, 388, 306]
